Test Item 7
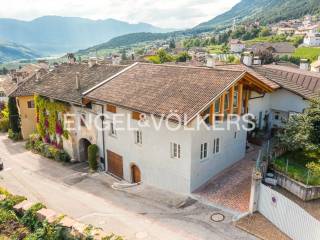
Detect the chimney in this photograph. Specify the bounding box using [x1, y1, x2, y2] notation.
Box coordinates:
[243, 55, 253, 66]
[253, 56, 262, 65]
[88, 57, 97, 67]
[206, 55, 216, 67]
[75, 72, 80, 90]
[300, 59, 310, 71]
[35, 70, 40, 82]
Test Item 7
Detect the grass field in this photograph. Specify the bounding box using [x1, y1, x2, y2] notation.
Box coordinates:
[293, 47, 320, 61]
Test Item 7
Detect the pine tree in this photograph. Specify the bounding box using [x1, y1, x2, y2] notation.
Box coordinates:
[8, 97, 21, 134]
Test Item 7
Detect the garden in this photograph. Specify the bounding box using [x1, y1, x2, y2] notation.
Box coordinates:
[0, 187, 122, 240]
[272, 98, 320, 186]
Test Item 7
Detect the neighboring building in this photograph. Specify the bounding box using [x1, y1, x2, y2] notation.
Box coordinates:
[277, 27, 296, 35]
[0, 76, 16, 103]
[250, 42, 296, 57]
[9, 63, 48, 84]
[214, 63, 320, 131]
[229, 39, 245, 53]
[304, 32, 320, 46]
[83, 63, 277, 193]
[311, 57, 320, 72]
[24, 62, 127, 162]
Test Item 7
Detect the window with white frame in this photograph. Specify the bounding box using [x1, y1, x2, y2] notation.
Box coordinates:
[171, 142, 181, 159]
[110, 122, 116, 136]
[135, 130, 142, 144]
[213, 138, 220, 154]
[200, 142, 208, 159]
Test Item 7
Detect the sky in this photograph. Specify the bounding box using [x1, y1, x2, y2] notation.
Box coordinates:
[0, 0, 240, 29]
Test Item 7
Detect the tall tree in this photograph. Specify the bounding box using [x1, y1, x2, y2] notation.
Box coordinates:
[8, 97, 21, 134]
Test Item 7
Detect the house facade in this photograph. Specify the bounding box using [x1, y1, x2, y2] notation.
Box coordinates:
[83, 63, 276, 193]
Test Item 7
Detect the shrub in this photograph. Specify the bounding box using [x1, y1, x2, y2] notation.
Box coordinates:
[7, 97, 21, 134]
[21, 203, 45, 231]
[88, 144, 99, 171]
[0, 118, 9, 132]
[0, 195, 26, 210]
[8, 129, 22, 141]
[0, 208, 18, 224]
[58, 150, 70, 163]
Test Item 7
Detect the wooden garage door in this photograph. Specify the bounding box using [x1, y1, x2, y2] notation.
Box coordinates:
[107, 150, 123, 179]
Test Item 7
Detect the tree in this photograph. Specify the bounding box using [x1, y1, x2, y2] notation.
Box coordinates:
[175, 52, 192, 62]
[259, 27, 271, 37]
[279, 97, 320, 154]
[8, 97, 21, 134]
[157, 49, 173, 63]
[88, 144, 99, 171]
[169, 39, 176, 49]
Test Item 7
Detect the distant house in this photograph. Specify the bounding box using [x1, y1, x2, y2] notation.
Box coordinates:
[304, 32, 320, 46]
[311, 57, 320, 72]
[9, 63, 48, 83]
[0, 77, 16, 103]
[277, 27, 296, 35]
[229, 39, 245, 53]
[250, 42, 296, 57]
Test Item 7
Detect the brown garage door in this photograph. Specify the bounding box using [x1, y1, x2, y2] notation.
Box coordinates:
[107, 150, 123, 179]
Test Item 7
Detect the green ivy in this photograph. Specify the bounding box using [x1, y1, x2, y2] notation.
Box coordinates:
[34, 95, 69, 142]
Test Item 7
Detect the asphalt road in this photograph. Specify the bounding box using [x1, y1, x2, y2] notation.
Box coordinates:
[0, 134, 257, 240]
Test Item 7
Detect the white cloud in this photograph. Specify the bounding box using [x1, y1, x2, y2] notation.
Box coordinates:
[0, 0, 240, 28]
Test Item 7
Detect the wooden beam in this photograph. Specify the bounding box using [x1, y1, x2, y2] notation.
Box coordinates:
[244, 89, 249, 113]
[219, 93, 225, 121]
[237, 83, 243, 115]
[228, 86, 234, 114]
[209, 103, 214, 125]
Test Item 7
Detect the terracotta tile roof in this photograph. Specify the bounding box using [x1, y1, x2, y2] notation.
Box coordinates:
[10, 63, 127, 105]
[85, 63, 248, 124]
[251, 64, 320, 99]
[214, 64, 280, 89]
[250, 42, 295, 54]
[0, 77, 16, 96]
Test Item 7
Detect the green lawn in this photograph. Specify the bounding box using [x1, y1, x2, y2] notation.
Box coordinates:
[273, 151, 320, 186]
[293, 47, 320, 62]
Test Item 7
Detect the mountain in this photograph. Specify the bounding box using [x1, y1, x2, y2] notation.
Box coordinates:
[196, 0, 320, 29]
[0, 16, 170, 55]
[0, 41, 41, 63]
[77, 32, 172, 55]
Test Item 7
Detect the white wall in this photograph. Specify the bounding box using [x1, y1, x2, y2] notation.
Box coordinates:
[103, 108, 193, 194]
[258, 184, 320, 240]
[189, 120, 247, 191]
[249, 89, 309, 129]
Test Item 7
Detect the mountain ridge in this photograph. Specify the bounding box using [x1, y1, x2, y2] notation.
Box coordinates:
[0, 16, 171, 55]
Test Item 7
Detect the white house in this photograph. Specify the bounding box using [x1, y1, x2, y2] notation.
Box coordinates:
[83, 63, 277, 193]
[229, 39, 245, 53]
[304, 32, 320, 46]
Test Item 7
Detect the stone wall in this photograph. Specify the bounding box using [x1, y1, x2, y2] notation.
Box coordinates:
[276, 171, 320, 201]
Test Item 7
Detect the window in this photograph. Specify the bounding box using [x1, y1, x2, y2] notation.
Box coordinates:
[213, 138, 220, 154]
[214, 98, 220, 113]
[274, 112, 280, 120]
[135, 130, 142, 144]
[80, 113, 86, 127]
[171, 143, 181, 159]
[0, 91, 5, 97]
[27, 100, 35, 109]
[110, 122, 116, 136]
[200, 143, 208, 159]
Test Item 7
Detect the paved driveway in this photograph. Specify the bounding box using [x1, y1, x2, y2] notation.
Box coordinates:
[194, 147, 259, 214]
[0, 134, 257, 240]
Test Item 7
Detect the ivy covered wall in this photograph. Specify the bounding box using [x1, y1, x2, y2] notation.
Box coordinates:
[34, 95, 69, 148]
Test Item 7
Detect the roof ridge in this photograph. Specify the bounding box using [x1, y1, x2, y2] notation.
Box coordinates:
[138, 62, 245, 72]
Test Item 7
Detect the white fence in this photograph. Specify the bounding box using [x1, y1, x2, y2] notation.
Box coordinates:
[258, 184, 320, 240]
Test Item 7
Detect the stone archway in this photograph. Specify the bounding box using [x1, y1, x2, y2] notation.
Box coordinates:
[131, 164, 141, 183]
[79, 138, 92, 162]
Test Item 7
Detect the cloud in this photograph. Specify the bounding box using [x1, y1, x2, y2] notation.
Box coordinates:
[0, 0, 240, 28]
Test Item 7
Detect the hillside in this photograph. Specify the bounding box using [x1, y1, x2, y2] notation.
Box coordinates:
[0, 42, 41, 63]
[77, 32, 173, 55]
[197, 0, 320, 29]
[0, 16, 170, 55]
